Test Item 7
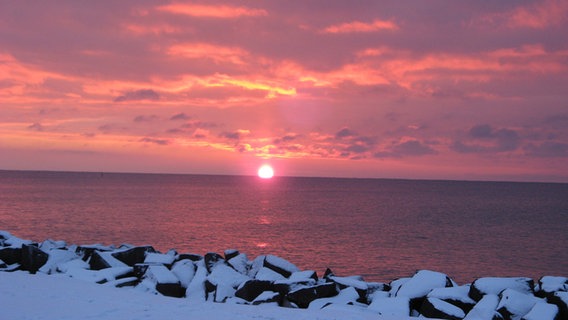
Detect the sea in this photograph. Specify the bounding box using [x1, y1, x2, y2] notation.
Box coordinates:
[1, 170, 566, 284]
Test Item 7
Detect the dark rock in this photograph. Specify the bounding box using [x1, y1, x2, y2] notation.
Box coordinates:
[428, 285, 476, 314]
[204, 252, 225, 273]
[537, 276, 568, 298]
[224, 249, 239, 261]
[235, 280, 275, 302]
[263, 255, 299, 278]
[111, 246, 155, 266]
[133, 263, 150, 278]
[177, 253, 203, 262]
[89, 251, 112, 270]
[327, 275, 369, 302]
[21, 244, 48, 274]
[420, 297, 465, 320]
[156, 282, 185, 298]
[252, 291, 281, 305]
[205, 279, 217, 301]
[469, 277, 534, 302]
[547, 292, 567, 320]
[286, 282, 339, 309]
[323, 268, 334, 278]
[0, 247, 22, 265]
[144, 264, 185, 298]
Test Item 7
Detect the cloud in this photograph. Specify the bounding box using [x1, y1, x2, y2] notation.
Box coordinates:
[114, 89, 160, 102]
[335, 127, 358, 139]
[170, 113, 191, 121]
[525, 141, 568, 158]
[140, 137, 169, 145]
[133, 115, 159, 122]
[27, 123, 44, 131]
[477, 0, 568, 29]
[323, 19, 399, 33]
[167, 43, 249, 65]
[451, 124, 521, 153]
[374, 140, 437, 158]
[156, 3, 268, 18]
[219, 131, 241, 140]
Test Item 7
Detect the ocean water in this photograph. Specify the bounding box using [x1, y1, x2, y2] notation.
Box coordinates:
[0, 170, 566, 284]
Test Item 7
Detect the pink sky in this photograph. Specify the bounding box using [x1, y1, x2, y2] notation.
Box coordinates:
[1, 1, 567, 182]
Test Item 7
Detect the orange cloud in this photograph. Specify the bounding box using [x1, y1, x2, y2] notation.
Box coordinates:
[323, 19, 398, 33]
[156, 3, 267, 18]
[167, 43, 249, 65]
[477, 0, 568, 29]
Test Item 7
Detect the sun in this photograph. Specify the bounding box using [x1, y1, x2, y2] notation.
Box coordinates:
[257, 165, 274, 179]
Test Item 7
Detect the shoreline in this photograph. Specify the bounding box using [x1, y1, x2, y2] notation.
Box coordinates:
[1, 231, 566, 319]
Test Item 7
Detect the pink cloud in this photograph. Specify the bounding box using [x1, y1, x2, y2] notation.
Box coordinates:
[323, 19, 399, 33]
[156, 3, 268, 18]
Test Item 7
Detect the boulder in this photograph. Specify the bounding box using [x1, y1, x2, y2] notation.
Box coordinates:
[145, 265, 184, 298]
[427, 285, 476, 313]
[176, 253, 203, 262]
[89, 251, 128, 270]
[548, 291, 567, 320]
[224, 249, 240, 261]
[39, 239, 67, 252]
[227, 253, 249, 275]
[289, 270, 318, 282]
[255, 267, 286, 281]
[469, 277, 534, 301]
[111, 246, 156, 266]
[171, 259, 196, 288]
[207, 264, 250, 302]
[144, 252, 175, 267]
[496, 288, 541, 320]
[327, 275, 368, 302]
[38, 248, 78, 274]
[394, 270, 454, 310]
[21, 244, 48, 274]
[252, 291, 281, 306]
[464, 294, 502, 320]
[185, 260, 208, 302]
[0, 247, 22, 265]
[368, 296, 411, 317]
[522, 301, 559, 320]
[537, 276, 567, 298]
[308, 286, 360, 309]
[420, 297, 465, 320]
[286, 282, 338, 309]
[204, 252, 225, 273]
[263, 255, 300, 278]
[235, 280, 275, 302]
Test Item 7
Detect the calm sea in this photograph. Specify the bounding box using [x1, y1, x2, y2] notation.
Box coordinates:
[0, 170, 566, 284]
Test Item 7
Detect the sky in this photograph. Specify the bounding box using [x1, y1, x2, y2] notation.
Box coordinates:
[1, 0, 567, 182]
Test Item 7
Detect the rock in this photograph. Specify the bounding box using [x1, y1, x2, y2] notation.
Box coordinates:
[368, 296, 411, 317]
[75, 245, 112, 261]
[38, 248, 78, 274]
[548, 291, 568, 320]
[289, 270, 318, 282]
[207, 264, 250, 302]
[176, 253, 203, 262]
[496, 288, 541, 320]
[394, 270, 454, 311]
[145, 265, 184, 298]
[0, 247, 22, 265]
[171, 259, 196, 288]
[0, 258, 20, 272]
[255, 267, 286, 281]
[89, 250, 128, 270]
[21, 244, 49, 274]
[204, 252, 225, 273]
[286, 282, 338, 309]
[537, 276, 567, 298]
[235, 280, 275, 302]
[469, 277, 534, 301]
[427, 285, 476, 313]
[224, 249, 239, 261]
[185, 260, 208, 302]
[247, 255, 265, 278]
[308, 286, 360, 309]
[327, 275, 368, 302]
[263, 255, 300, 278]
[144, 252, 175, 267]
[522, 301, 559, 320]
[464, 294, 502, 320]
[389, 277, 411, 296]
[420, 297, 465, 320]
[252, 291, 281, 305]
[111, 246, 156, 266]
[227, 253, 249, 275]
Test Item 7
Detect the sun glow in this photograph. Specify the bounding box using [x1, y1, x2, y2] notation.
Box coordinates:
[257, 165, 274, 179]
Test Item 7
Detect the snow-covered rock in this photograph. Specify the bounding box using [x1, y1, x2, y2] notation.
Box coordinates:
[367, 296, 410, 317]
[207, 264, 251, 302]
[538, 276, 567, 297]
[522, 301, 559, 320]
[395, 270, 454, 299]
[38, 248, 78, 274]
[21, 244, 48, 274]
[171, 259, 195, 288]
[227, 253, 249, 275]
[112, 246, 156, 266]
[186, 259, 207, 302]
[419, 297, 465, 320]
[548, 291, 568, 320]
[263, 255, 300, 278]
[469, 277, 534, 301]
[89, 250, 128, 270]
[308, 286, 360, 310]
[252, 291, 281, 306]
[427, 285, 476, 312]
[255, 267, 286, 281]
[464, 293, 501, 320]
[144, 252, 176, 266]
[286, 282, 338, 309]
[496, 288, 541, 319]
[235, 280, 274, 302]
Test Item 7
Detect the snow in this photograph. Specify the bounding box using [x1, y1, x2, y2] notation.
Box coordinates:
[308, 287, 361, 310]
[427, 285, 475, 304]
[463, 294, 499, 320]
[146, 265, 179, 284]
[472, 277, 533, 296]
[539, 276, 568, 293]
[144, 252, 176, 265]
[0, 271, 415, 320]
[368, 296, 410, 317]
[427, 297, 465, 318]
[171, 259, 195, 288]
[522, 301, 559, 320]
[395, 270, 451, 298]
[496, 288, 541, 318]
[255, 266, 286, 281]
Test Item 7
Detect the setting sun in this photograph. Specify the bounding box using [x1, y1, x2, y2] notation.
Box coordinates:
[257, 165, 274, 179]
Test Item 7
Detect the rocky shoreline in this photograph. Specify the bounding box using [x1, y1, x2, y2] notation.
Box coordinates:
[1, 231, 566, 320]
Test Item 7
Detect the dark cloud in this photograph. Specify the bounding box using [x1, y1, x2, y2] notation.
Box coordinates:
[525, 142, 568, 158]
[219, 131, 241, 140]
[27, 123, 44, 131]
[170, 113, 191, 121]
[375, 140, 437, 158]
[139, 137, 169, 145]
[133, 115, 159, 122]
[452, 124, 521, 153]
[273, 134, 299, 145]
[114, 89, 160, 102]
[335, 127, 357, 139]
